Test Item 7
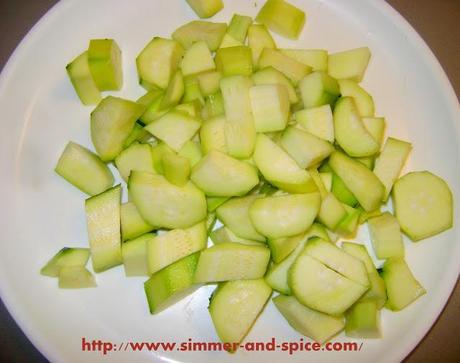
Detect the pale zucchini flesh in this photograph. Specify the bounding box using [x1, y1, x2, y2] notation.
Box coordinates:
[368, 212, 404, 259]
[58, 266, 97, 289]
[41, 248, 90, 277]
[209, 279, 272, 346]
[88, 39, 123, 91]
[66, 51, 101, 105]
[120, 202, 155, 241]
[121, 233, 151, 276]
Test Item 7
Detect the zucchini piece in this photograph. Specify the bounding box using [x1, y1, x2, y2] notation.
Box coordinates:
[172, 21, 227, 51]
[219, 33, 243, 49]
[392, 171, 453, 241]
[210, 226, 262, 246]
[144, 111, 201, 152]
[331, 172, 358, 207]
[247, 24, 276, 65]
[121, 233, 151, 277]
[183, 74, 205, 105]
[197, 71, 222, 96]
[273, 295, 344, 344]
[280, 126, 333, 169]
[66, 51, 101, 105]
[159, 70, 184, 109]
[41, 248, 90, 277]
[250, 84, 290, 132]
[181, 41, 215, 77]
[256, 0, 306, 40]
[227, 14, 253, 43]
[201, 92, 225, 120]
[341, 242, 387, 309]
[191, 150, 259, 197]
[304, 238, 369, 286]
[185, 0, 223, 18]
[215, 46, 253, 77]
[339, 80, 374, 117]
[265, 224, 330, 294]
[136, 37, 184, 89]
[220, 75, 256, 158]
[216, 196, 265, 242]
[373, 137, 412, 201]
[200, 116, 227, 154]
[90, 96, 145, 162]
[358, 207, 383, 225]
[253, 134, 317, 193]
[88, 39, 122, 91]
[259, 48, 311, 85]
[329, 151, 384, 211]
[85, 185, 122, 272]
[335, 204, 361, 237]
[58, 266, 97, 289]
[193, 243, 270, 283]
[363, 117, 386, 146]
[120, 202, 155, 241]
[289, 252, 368, 315]
[55, 141, 114, 196]
[298, 71, 339, 108]
[328, 47, 371, 82]
[114, 143, 155, 182]
[280, 49, 328, 72]
[295, 105, 334, 143]
[151, 142, 174, 174]
[249, 193, 320, 239]
[320, 172, 332, 192]
[317, 192, 347, 231]
[144, 252, 200, 314]
[381, 258, 426, 311]
[368, 212, 404, 259]
[178, 140, 202, 167]
[129, 171, 207, 229]
[333, 97, 380, 157]
[252, 66, 298, 104]
[345, 300, 381, 338]
[209, 279, 272, 347]
[162, 153, 191, 187]
[175, 101, 201, 118]
[147, 222, 207, 275]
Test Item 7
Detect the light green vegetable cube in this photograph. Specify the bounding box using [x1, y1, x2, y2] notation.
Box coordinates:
[250, 84, 290, 132]
[66, 51, 101, 105]
[88, 39, 122, 91]
[181, 41, 215, 77]
[215, 46, 253, 77]
[328, 47, 371, 82]
[368, 212, 404, 259]
[185, 0, 223, 18]
[256, 0, 306, 39]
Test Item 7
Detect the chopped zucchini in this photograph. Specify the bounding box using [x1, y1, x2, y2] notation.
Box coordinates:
[368, 212, 404, 259]
[227, 14, 253, 43]
[185, 0, 223, 19]
[295, 105, 334, 143]
[181, 41, 215, 77]
[172, 21, 227, 51]
[41, 248, 90, 277]
[259, 48, 311, 85]
[298, 71, 339, 108]
[120, 202, 155, 241]
[58, 266, 97, 289]
[121, 233, 151, 276]
[328, 47, 371, 82]
[129, 171, 207, 229]
[250, 84, 290, 132]
[256, 0, 306, 39]
[247, 24, 276, 65]
[215, 46, 253, 77]
[85, 185, 122, 272]
[114, 143, 155, 182]
[55, 141, 114, 196]
[280, 49, 328, 71]
[345, 300, 381, 338]
[66, 51, 101, 105]
[88, 39, 122, 91]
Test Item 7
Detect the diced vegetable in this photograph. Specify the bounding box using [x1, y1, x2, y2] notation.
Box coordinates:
[298, 71, 339, 108]
[227, 14, 253, 43]
[147, 222, 207, 274]
[144, 252, 200, 313]
[373, 137, 412, 201]
[259, 48, 311, 85]
[280, 49, 328, 71]
[191, 150, 259, 197]
[66, 51, 101, 105]
[368, 212, 404, 259]
[114, 143, 155, 182]
[181, 41, 215, 77]
[256, 0, 306, 39]
[194, 243, 270, 283]
[85, 185, 122, 272]
[329, 151, 384, 212]
[274, 295, 344, 343]
[58, 266, 97, 289]
[121, 234, 151, 276]
[55, 141, 114, 195]
[88, 39, 122, 91]
[345, 301, 381, 338]
[338, 80, 374, 117]
[120, 202, 155, 241]
[172, 21, 227, 51]
[91, 96, 145, 161]
[129, 171, 207, 229]
[247, 24, 276, 65]
[185, 0, 223, 19]
[209, 279, 272, 347]
[328, 47, 371, 82]
[381, 258, 426, 311]
[250, 84, 290, 132]
[295, 105, 334, 143]
[249, 193, 320, 239]
[136, 37, 184, 89]
[41, 248, 90, 277]
[392, 171, 453, 241]
[252, 66, 298, 104]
